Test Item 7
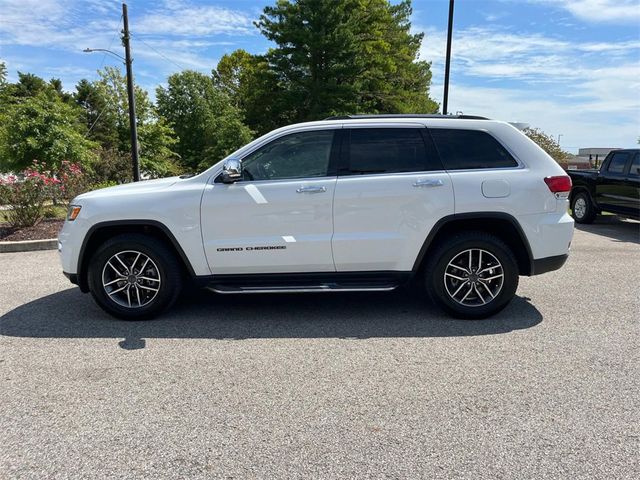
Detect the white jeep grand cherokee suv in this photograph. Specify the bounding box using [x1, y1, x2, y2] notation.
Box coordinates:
[59, 115, 574, 320]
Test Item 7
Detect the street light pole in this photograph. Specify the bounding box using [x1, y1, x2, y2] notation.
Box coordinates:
[442, 0, 455, 115]
[121, 3, 140, 182]
[83, 3, 140, 182]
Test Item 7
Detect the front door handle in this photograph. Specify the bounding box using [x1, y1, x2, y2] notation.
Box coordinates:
[413, 179, 444, 188]
[296, 185, 327, 194]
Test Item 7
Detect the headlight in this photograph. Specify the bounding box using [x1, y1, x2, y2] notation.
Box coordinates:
[67, 205, 82, 221]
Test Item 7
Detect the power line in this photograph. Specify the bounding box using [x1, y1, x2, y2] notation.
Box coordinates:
[130, 33, 187, 71]
[84, 109, 106, 138]
[97, 14, 124, 71]
[83, 14, 123, 139]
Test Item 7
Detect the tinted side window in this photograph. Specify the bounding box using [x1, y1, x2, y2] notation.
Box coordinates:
[629, 154, 640, 177]
[241, 130, 335, 181]
[430, 129, 518, 170]
[606, 152, 630, 174]
[345, 128, 429, 175]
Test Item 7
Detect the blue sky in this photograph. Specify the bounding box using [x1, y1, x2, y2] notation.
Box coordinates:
[1, 0, 639, 152]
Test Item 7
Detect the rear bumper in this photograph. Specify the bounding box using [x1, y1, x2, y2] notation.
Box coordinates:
[531, 254, 568, 275]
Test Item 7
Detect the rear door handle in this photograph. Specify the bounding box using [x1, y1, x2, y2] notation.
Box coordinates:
[413, 179, 444, 188]
[296, 185, 327, 194]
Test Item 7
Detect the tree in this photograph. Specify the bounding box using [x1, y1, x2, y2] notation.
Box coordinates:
[254, 0, 438, 125]
[74, 78, 120, 150]
[523, 127, 570, 164]
[157, 70, 253, 171]
[0, 90, 97, 171]
[213, 49, 254, 108]
[75, 67, 180, 178]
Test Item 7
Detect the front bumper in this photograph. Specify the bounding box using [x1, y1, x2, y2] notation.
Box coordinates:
[63, 271, 79, 285]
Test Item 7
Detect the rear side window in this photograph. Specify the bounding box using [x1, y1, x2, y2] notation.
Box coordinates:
[429, 129, 518, 170]
[344, 128, 430, 175]
[606, 152, 630, 174]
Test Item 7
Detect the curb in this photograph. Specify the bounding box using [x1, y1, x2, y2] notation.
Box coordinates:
[0, 238, 58, 253]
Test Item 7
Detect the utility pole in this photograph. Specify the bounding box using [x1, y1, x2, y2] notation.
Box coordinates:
[442, 0, 455, 115]
[122, 3, 140, 182]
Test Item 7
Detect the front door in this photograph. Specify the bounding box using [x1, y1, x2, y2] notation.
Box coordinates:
[201, 128, 339, 274]
[596, 151, 632, 214]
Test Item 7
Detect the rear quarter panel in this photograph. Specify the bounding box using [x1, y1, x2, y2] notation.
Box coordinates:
[434, 121, 573, 260]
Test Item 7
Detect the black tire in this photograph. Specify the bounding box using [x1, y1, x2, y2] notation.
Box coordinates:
[87, 233, 183, 320]
[424, 231, 519, 320]
[571, 191, 596, 224]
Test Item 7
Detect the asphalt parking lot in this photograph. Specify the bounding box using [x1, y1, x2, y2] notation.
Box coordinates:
[1, 217, 638, 479]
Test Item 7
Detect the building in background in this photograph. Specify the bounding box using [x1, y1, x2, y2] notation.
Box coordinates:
[568, 147, 621, 170]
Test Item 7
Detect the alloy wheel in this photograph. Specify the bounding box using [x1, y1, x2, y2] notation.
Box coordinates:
[573, 197, 587, 219]
[443, 248, 504, 307]
[101, 250, 161, 308]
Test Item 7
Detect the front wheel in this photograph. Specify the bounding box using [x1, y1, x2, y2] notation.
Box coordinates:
[87, 234, 183, 320]
[424, 232, 519, 319]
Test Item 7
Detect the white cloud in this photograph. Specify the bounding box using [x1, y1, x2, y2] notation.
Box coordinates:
[0, 0, 122, 51]
[417, 25, 640, 149]
[0, 0, 254, 77]
[419, 26, 640, 82]
[533, 0, 640, 24]
[436, 82, 639, 150]
[136, 3, 254, 36]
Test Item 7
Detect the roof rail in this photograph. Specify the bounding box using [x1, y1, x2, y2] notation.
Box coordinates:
[324, 114, 490, 121]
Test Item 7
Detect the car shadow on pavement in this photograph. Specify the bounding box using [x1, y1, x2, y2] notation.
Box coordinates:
[1, 287, 542, 347]
[574, 216, 639, 244]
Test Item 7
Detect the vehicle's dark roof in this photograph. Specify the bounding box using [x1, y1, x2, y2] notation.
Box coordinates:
[324, 114, 490, 121]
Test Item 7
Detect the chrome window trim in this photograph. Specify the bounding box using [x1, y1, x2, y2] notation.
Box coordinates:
[336, 170, 449, 180]
[218, 175, 339, 186]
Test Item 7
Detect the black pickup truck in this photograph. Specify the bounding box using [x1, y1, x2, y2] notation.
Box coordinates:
[567, 149, 639, 223]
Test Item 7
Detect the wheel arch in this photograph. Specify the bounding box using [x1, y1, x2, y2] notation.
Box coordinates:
[569, 185, 596, 206]
[77, 220, 195, 292]
[412, 213, 534, 277]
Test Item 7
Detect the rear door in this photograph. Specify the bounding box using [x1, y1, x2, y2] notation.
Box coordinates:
[332, 125, 454, 272]
[596, 151, 632, 214]
[622, 152, 640, 216]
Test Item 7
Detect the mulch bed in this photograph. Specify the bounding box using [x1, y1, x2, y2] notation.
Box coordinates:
[0, 219, 64, 242]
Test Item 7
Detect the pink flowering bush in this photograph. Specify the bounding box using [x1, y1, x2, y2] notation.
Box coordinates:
[1, 160, 91, 228]
[56, 160, 90, 207]
[0, 165, 61, 228]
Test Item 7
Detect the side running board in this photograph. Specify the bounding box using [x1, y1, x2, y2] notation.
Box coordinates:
[206, 283, 398, 294]
[204, 271, 410, 294]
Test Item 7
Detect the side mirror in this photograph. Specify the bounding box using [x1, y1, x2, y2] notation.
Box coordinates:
[221, 158, 242, 183]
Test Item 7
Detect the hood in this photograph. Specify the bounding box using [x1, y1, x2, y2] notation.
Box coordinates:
[76, 176, 181, 201]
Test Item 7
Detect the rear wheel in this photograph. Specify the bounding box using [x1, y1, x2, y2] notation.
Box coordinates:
[425, 232, 519, 319]
[87, 234, 183, 320]
[571, 192, 596, 224]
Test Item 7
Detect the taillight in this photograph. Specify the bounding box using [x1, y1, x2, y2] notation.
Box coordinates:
[544, 175, 572, 194]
